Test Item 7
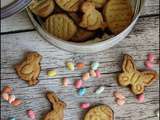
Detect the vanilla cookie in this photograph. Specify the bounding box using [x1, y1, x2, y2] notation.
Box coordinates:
[15, 52, 42, 86]
[103, 0, 133, 34]
[87, 0, 106, 8]
[29, 0, 55, 17]
[43, 91, 66, 120]
[45, 14, 77, 40]
[79, 2, 104, 30]
[84, 105, 113, 120]
[55, 0, 83, 12]
[118, 54, 158, 95]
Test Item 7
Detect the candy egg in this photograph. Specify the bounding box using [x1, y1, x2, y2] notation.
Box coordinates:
[78, 88, 87, 96]
[89, 70, 96, 77]
[136, 93, 144, 103]
[2, 85, 13, 94]
[147, 53, 155, 62]
[11, 99, 23, 107]
[95, 70, 101, 78]
[7, 117, 16, 120]
[82, 72, 90, 81]
[91, 61, 99, 70]
[27, 109, 36, 120]
[47, 70, 57, 77]
[144, 60, 153, 69]
[66, 62, 75, 71]
[2, 93, 9, 101]
[80, 103, 90, 109]
[76, 63, 85, 70]
[63, 77, 69, 87]
[113, 91, 125, 100]
[95, 86, 105, 95]
[116, 98, 125, 106]
[74, 80, 83, 89]
[8, 95, 16, 104]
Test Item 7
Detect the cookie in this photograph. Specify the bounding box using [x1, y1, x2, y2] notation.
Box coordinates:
[29, 0, 55, 17]
[45, 14, 77, 40]
[79, 2, 104, 30]
[55, 0, 83, 12]
[118, 54, 158, 95]
[84, 105, 113, 120]
[71, 28, 95, 42]
[103, 0, 133, 34]
[87, 0, 106, 8]
[43, 91, 66, 120]
[15, 52, 42, 86]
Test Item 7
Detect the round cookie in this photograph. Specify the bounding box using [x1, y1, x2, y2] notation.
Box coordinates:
[45, 14, 77, 41]
[84, 105, 114, 120]
[29, 0, 55, 17]
[55, 0, 83, 12]
[87, 0, 106, 8]
[103, 0, 133, 34]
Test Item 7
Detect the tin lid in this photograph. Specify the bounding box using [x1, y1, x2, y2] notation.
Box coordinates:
[1, 0, 32, 19]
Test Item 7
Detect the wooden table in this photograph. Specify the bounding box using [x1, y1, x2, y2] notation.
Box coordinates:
[1, 0, 159, 120]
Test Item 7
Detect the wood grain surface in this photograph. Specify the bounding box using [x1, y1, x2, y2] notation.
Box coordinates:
[1, 0, 159, 120]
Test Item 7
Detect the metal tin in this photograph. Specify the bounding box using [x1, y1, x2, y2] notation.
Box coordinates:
[1, 0, 31, 19]
[27, 0, 144, 53]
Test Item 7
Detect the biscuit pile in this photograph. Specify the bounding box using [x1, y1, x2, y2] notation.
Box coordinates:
[29, 0, 133, 42]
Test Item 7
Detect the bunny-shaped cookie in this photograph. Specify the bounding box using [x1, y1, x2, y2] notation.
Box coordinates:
[15, 52, 42, 86]
[79, 2, 104, 30]
[118, 54, 157, 95]
[43, 91, 66, 120]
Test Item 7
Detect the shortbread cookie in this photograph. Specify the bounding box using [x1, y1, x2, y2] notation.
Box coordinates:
[84, 105, 113, 120]
[15, 52, 42, 86]
[79, 2, 104, 30]
[45, 14, 77, 40]
[29, 0, 55, 17]
[71, 28, 95, 42]
[43, 91, 66, 120]
[103, 0, 133, 34]
[87, 0, 106, 8]
[118, 54, 158, 95]
[55, 0, 83, 12]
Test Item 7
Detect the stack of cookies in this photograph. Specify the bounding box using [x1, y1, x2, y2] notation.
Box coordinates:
[29, 0, 133, 42]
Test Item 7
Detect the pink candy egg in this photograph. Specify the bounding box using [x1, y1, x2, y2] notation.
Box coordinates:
[144, 60, 153, 69]
[2, 93, 9, 101]
[90, 70, 96, 77]
[63, 77, 68, 87]
[113, 91, 125, 100]
[27, 109, 36, 120]
[74, 80, 83, 89]
[116, 99, 125, 106]
[80, 103, 90, 109]
[147, 53, 155, 62]
[8, 95, 16, 104]
[95, 70, 101, 78]
[136, 94, 144, 103]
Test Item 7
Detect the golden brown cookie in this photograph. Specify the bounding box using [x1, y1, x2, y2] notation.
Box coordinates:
[29, 0, 55, 17]
[103, 0, 133, 34]
[45, 14, 77, 40]
[87, 0, 106, 8]
[79, 2, 104, 30]
[43, 91, 66, 120]
[71, 28, 95, 42]
[84, 105, 113, 120]
[118, 54, 158, 95]
[15, 52, 42, 86]
[55, 0, 83, 12]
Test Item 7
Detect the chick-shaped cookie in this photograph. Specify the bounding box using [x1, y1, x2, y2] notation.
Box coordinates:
[44, 91, 66, 120]
[15, 52, 42, 86]
[87, 0, 106, 8]
[79, 2, 104, 30]
[29, 0, 55, 17]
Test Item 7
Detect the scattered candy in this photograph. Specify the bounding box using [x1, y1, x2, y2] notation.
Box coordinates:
[89, 70, 96, 77]
[91, 61, 99, 70]
[63, 77, 69, 87]
[76, 63, 85, 70]
[8, 95, 16, 104]
[2, 93, 9, 101]
[78, 88, 87, 96]
[95, 86, 105, 95]
[136, 93, 144, 103]
[8, 117, 16, 120]
[155, 109, 159, 117]
[74, 80, 83, 89]
[11, 99, 23, 107]
[27, 109, 36, 120]
[116, 98, 125, 106]
[47, 70, 57, 77]
[82, 72, 90, 81]
[80, 103, 90, 109]
[144, 60, 153, 69]
[66, 62, 75, 71]
[95, 70, 101, 78]
[147, 53, 155, 62]
[2, 85, 13, 94]
[113, 91, 125, 100]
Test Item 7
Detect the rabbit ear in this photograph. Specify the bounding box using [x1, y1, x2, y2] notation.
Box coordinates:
[122, 54, 136, 73]
[46, 91, 60, 107]
[142, 71, 157, 86]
